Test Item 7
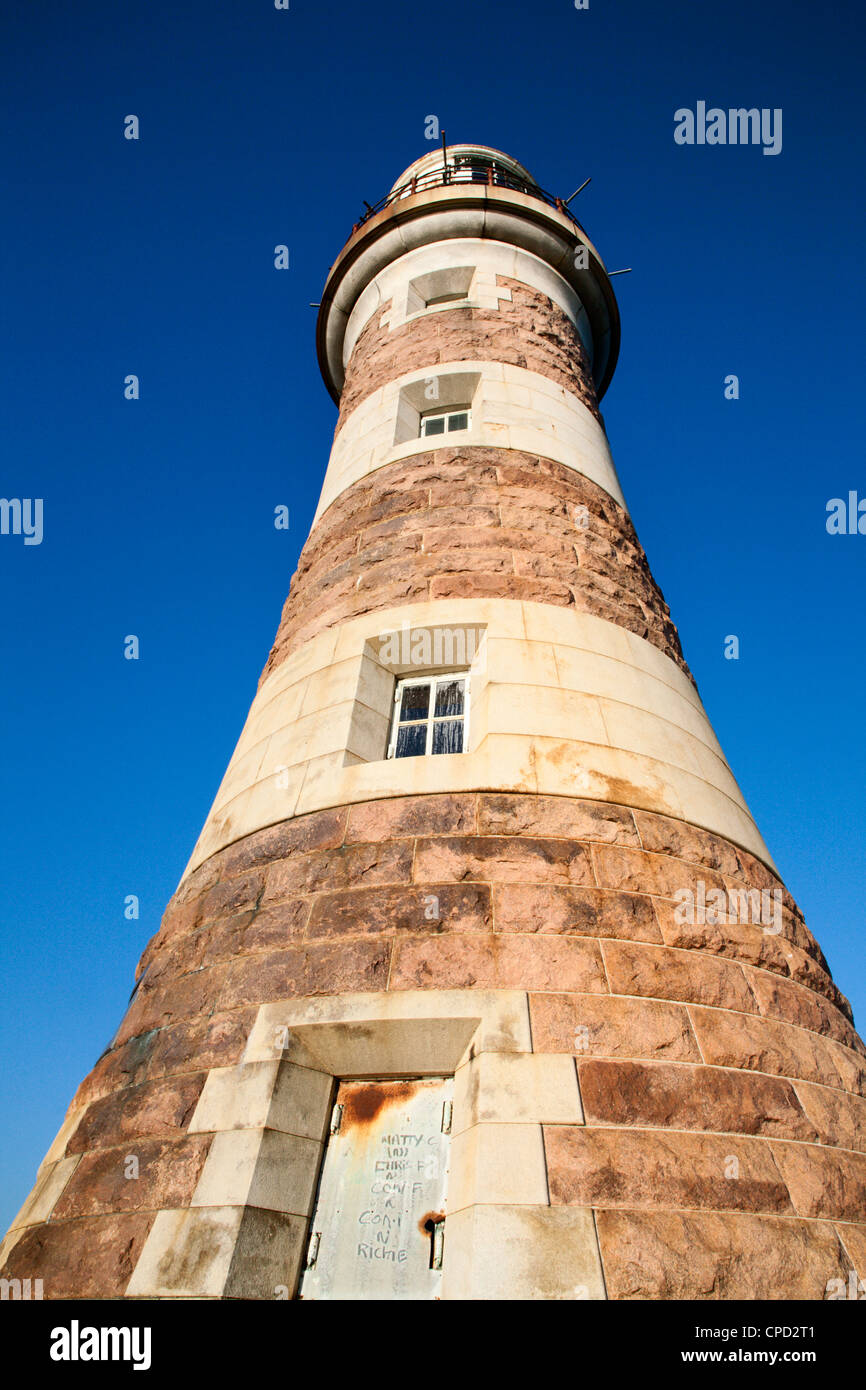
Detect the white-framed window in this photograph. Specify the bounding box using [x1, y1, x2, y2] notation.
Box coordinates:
[424, 289, 468, 307]
[420, 409, 471, 439]
[394, 373, 480, 446]
[405, 266, 475, 317]
[387, 673, 469, 759]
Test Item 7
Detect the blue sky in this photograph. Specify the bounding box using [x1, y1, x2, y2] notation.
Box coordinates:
[1, 0, 864, 1231]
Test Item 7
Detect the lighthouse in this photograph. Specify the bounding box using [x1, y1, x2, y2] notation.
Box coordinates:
[3, 144, 865, 1301]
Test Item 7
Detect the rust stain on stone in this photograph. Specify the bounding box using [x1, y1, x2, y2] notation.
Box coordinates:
[418, 1210, 445, 1235]
[340, 1080, 422, 1133]
[598, 776, 657, 810]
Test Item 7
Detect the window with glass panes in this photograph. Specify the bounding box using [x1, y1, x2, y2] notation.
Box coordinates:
[420, 409, 471, 438]
[387, 674, 469, 758]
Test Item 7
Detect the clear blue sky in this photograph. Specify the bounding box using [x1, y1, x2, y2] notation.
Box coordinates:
[1, 0, 864, 1232]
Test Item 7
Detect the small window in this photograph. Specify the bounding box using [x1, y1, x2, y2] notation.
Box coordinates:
[420, 410, 471, 438]
[393, 372, 480, 446]
[387, 674, 469, 758]
[406, 266, 474, 317]
[425, 289, 468, 307]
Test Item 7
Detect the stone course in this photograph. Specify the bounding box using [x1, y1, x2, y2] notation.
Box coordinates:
[5, 791, 864, 1300]
[260, 450, 689, 686]
[335, 277, 602, 429]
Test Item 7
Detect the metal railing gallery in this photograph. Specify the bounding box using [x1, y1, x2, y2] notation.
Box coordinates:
[351, 161, 587, 236]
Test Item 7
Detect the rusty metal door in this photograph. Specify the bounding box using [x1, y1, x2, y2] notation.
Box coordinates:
[299, 1077, 453, 1300]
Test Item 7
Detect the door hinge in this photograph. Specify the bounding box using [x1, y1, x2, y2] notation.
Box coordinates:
[430, 1219, 445, 1271]
[330, 1102, 343, 1135]
[441, 1100, 452, 1134]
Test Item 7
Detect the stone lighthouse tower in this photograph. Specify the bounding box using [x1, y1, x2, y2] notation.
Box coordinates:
[4, 144, 866, 1301]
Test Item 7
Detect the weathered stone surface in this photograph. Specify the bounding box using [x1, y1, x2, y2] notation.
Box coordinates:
[142, 910, 259, 984]
[492, 884, 662, 942]
[826, 1036, 866, 1097]
[336, 277, 601, 428]
[654, 896, 845, 1008]
[579, 1060, 817, 1140]
[706, 879, 815, 959]
[220, 808, 349, 876]
[192, 871, 266, 930]
[656, 898, 801, 976]
[75, 1011, 256, 1112]
[725, 850, 803, 922]
[259, 450, 691, 685]
[545, 1126, 793, 1214]
[443, 1203, 606, 1300]
[307, 883, 492, 936]
[793, 1080, 866, 1153]
[146, 1009, 255, 1081]
[784, 942, 853, 1018]
[836, 1223, 866, 1282]
[477, 794, 638, 845]
[345, 793, 476, 842]
[530, 992, 701, 1061]
[148, 897, 198, 949]
[115, 962, 232, 1045]
[0, 1212, 154, 1298]
[391, 934, 607, 992]
[592, 844, 725, 899]
[219, 939, 390, 1008]
[52, 1135, 212, 1218]
[170, 852, 222, 908]
[72, 1031, 160, 1109]
[596, 1209, 852, 1300]
[602, 940, 759, 1013]
[10, 793, 865, 1302]
[224, 1206, 308, 1299]
[221, 901, 311, 953]
[690, 1006, 866, 1096]
[746, 967, 862, 1052]
[429, 570, 571, 605]
[262, 841, 414, 901]
[770, 1141, 866, 1222]
[67, 1073, 207, 1153]
[412, 835, 595, 885]
[632, 811, 743, 875]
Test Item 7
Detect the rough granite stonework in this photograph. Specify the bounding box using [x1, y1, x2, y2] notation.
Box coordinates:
[2, 1213, 154, 1300]
[335, 276, 602, 432]
[6, 794, 865, 1299]
[260, 449, 689, 685]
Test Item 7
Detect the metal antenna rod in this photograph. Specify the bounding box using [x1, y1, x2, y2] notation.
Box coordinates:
[564, 177, 591, 205]
[441, 130, 448, 178]
[608, 268, 633, 276]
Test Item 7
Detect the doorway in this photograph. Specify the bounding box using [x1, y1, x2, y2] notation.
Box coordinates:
[299, 1076, 454, 1300]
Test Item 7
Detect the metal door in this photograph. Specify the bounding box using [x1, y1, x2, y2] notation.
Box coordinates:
[299, 1077, 453, 1300]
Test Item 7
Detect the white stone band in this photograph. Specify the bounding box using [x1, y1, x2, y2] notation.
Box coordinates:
[316, 359, 627, 522]
[343, 237, 594, 361]
[182, 599, 773, 881]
